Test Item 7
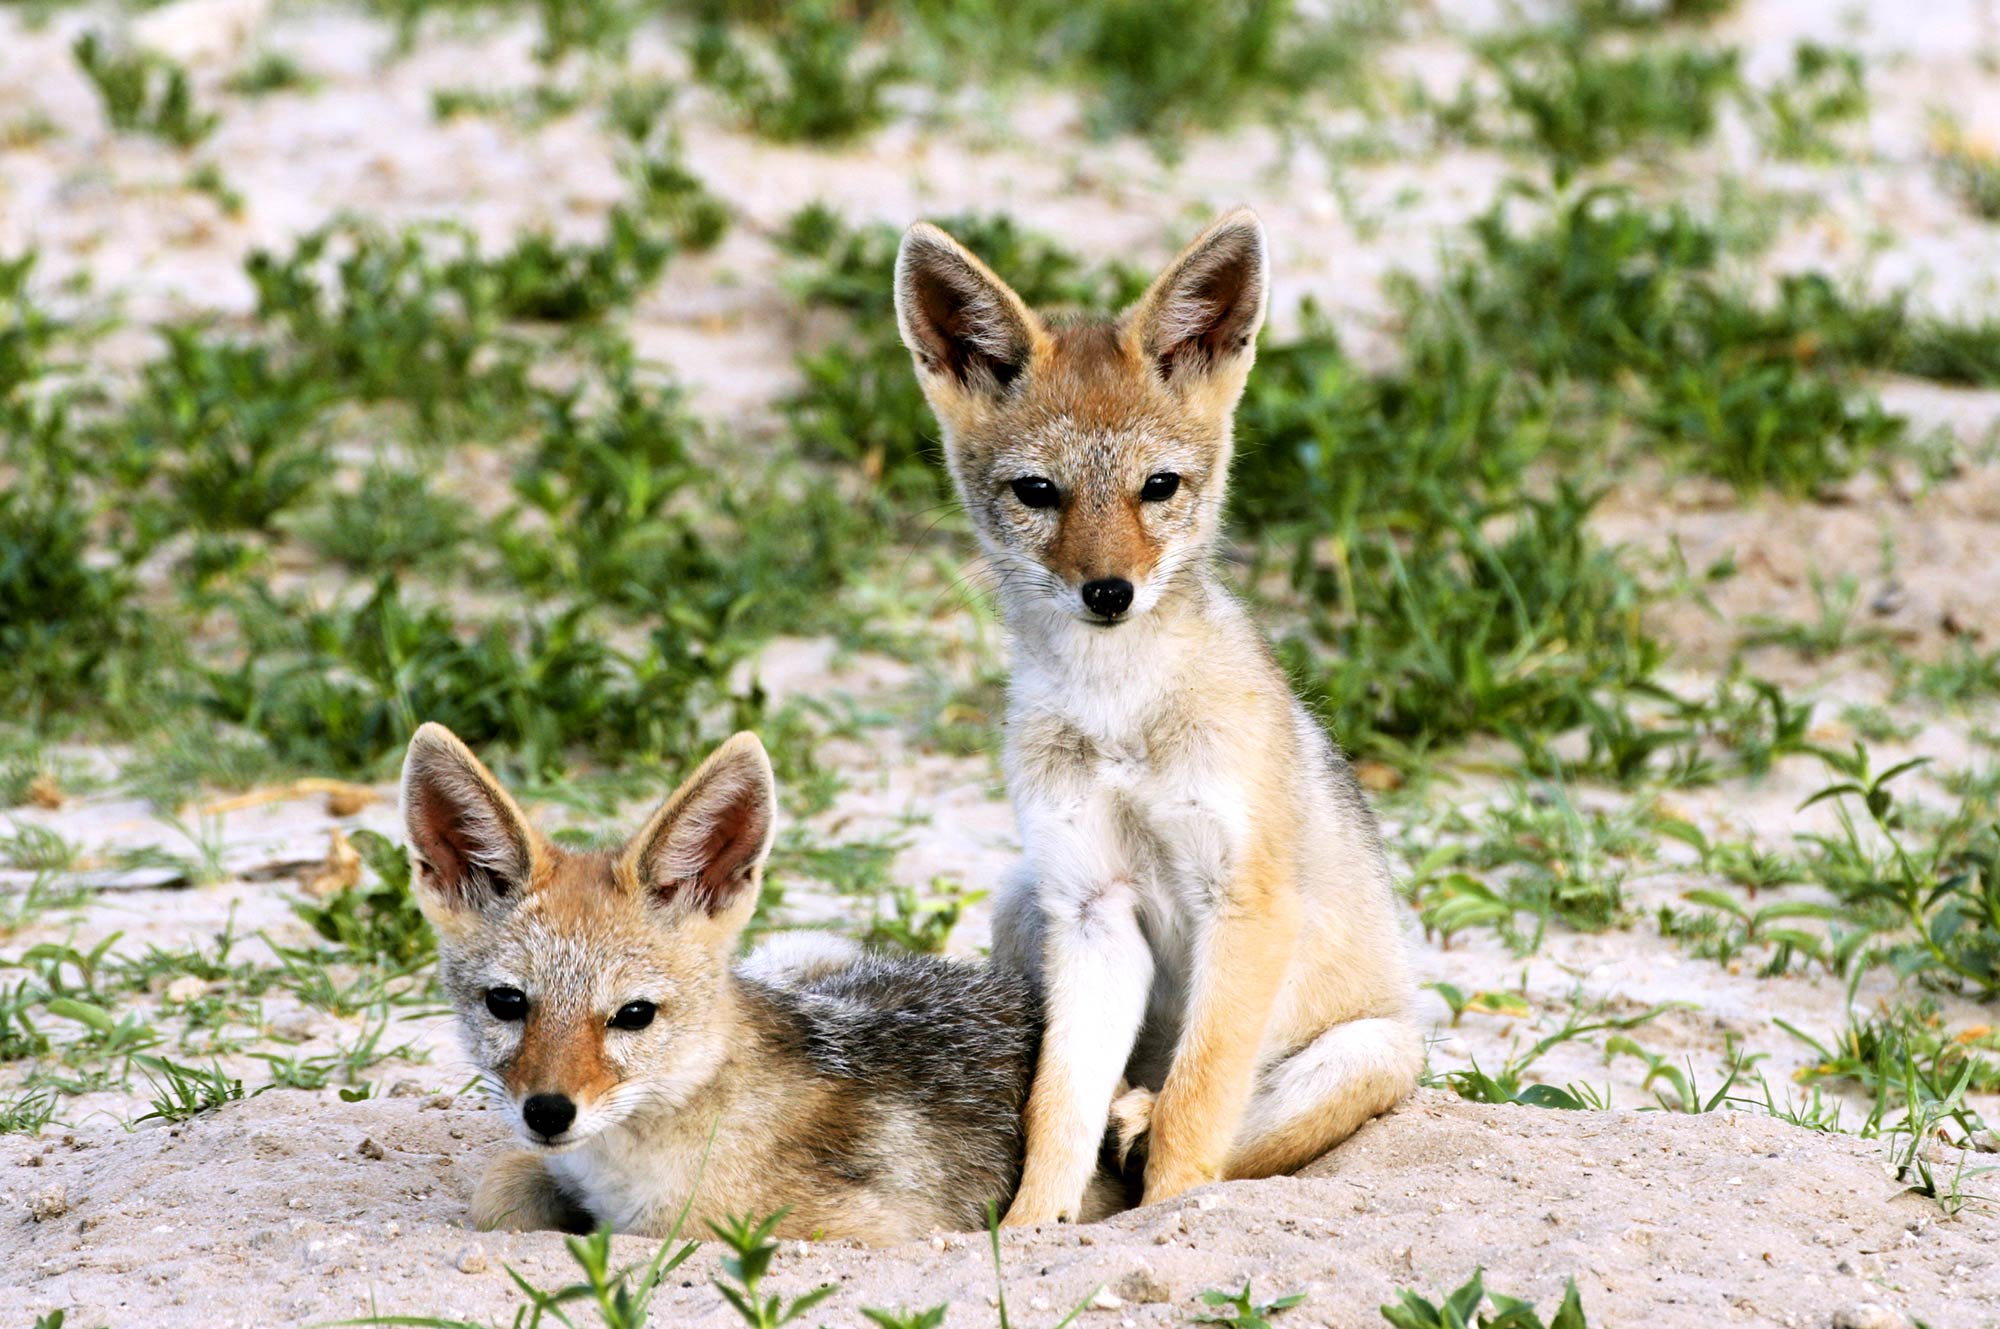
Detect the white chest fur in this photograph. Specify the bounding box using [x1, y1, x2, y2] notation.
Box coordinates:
[548, 1128, 682, 1233]
[1008, 639, 1252, 923]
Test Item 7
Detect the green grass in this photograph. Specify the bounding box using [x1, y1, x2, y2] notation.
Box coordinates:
[73, 33, 218, 148]
[1480, 27, 1741, 174]
[1932, 118, 2000, 221]
[290, 830, 435, 969]
[224, 50, 321, 96]
[198, 577, 754, 779]
[1757, 41, 1868, 160]
[244, 219, 537, 439]
[690, 0, 901, 144]
[1195, 1282, 1307, 1327]
[1434, 995, 1668, 1110]
[1383, 1269, 1591, 1329]
[1279, 486, 1661, 773]
[691, 0, 1393, 147]
[0, 436, 154, 718]
[123, 329, 334, 532]
[293, 459, 474, 572]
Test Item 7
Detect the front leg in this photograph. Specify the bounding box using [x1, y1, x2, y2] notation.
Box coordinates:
[472, 1150, 595, 1234]
[1003, 875, 1153, 1226]
[1142, 854, 1299, 1205]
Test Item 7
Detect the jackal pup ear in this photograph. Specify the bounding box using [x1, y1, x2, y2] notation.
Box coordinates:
[401, 722, 537, 915]
[895, 222, 1045, 399]
[1125, 207, 1268, 388]
[624, 732, 776, 931]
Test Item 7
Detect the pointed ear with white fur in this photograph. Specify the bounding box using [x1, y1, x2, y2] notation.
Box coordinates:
[401, 722, 537, 916]
[623, 733, 776, 935]
[1125, 208, 1268, 388]
[895, 222, 1046, 399]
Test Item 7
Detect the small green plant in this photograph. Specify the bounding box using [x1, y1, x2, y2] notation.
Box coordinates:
[1780, 1002, 1996, 1144]
[225, 51, 319, 96]
[1195, 1282, 1308, 1328]
[132, 1054, 244, 1123]
[1932, 117, 2000, 221]
[1796, 748, 2000, 998]
[625, 137, 732, 252]
[1480, 27, 1740, 174]
[690, 1, 900, 144]
[1283, 487, 1661, 774]
[1758, 41, 1867, 160]
[1425, 981, 1530, 1027]
[1656, 888, 1845, 977]
[1439, 995, 1669, 1110]
[201, 575, 752, 778]
[534, 0, 639, 66]
[861, 1308, 948, 1329]
[431, 83, 588, 126]
[1059, 0, 1381, 143]
[1902, 638, 2000, 708]
[73, 33, 219, 148]
[707, 1210, 839, 1328]
[336, 1221, 698, 1329]
[500, 373, 709, 608]
[291, 829, 434, 969]
[123, 328, 333, 532]
[244, 220, 535, 439]
[0, 436, 152, 717]
[1568, 0, 1737, 28]
[186, 161, 245, 216]
[475, 208, 673, 323]
[863, 878, 984, 953]
[1603, 1035, 1763, 1112]
[1382, 1269, 1590, 1329]
[295, 460, 473, 573]
[0, 821, 79, 872]
[0, 1087, 58, 1134]
[0, 979, 52, 1061]
[1685, 674, 1820, 779]
[1740, 571, 1886, 661]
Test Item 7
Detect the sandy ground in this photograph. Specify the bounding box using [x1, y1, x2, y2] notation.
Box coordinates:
[5, 0, 2000, 1324]
[5, 1089, 1995, 1328]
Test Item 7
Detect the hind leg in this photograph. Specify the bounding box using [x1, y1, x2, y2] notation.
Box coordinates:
[1223, 1017, 1423, 1179]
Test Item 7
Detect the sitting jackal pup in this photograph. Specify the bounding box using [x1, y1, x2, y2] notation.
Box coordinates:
[401, 722, 1114, 1242]
[894, 209, 1423, 1224]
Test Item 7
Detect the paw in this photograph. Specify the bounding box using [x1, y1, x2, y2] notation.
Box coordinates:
[1098, 1085, 1154, 1208]
[1106, 1085, 1155, 1172]
[1000, 1187, 1075, 1228]
[1139, 1155, 1220, 1208]
[472, 1150, 591, 1233]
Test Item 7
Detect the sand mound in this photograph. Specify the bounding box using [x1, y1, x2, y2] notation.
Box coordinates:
[5, 1090, 1992, 1327]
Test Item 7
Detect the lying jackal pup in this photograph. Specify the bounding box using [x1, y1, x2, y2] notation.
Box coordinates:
[895, 209, 1423, 1224]
[402, 722, 1106, 1243]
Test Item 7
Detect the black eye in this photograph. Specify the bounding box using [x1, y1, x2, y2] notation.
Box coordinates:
[1010, 476, 1060, 509]
[485, 987, 527, 1021]
[1140, 472, 1181, 502]
[609, 1000, 656, 1031]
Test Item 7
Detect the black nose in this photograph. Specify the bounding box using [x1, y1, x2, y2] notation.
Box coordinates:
[1080, 578, 1134, 619]
[522, 1093, 576, 1139]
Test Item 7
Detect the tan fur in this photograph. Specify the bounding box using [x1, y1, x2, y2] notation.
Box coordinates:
[472, 1148, 580, 1232]
[895, 210, 1424, 1225]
